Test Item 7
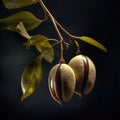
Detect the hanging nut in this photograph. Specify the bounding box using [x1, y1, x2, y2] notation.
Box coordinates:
[48, 63, 76, 105]
[69, 55, 96, 96]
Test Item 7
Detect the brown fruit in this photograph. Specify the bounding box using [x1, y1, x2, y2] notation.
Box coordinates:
[69, 55, 96, 96]
[48, 63, 76, 105]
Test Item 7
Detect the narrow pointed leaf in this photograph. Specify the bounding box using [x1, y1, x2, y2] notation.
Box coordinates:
[24, 35, 55, 63]
[16, 22, 31, 39]
[2, 0, 37, 9]
[0, 11, 44, 31]
[77, 36, 107, 52]
[21, 55, 42, 101]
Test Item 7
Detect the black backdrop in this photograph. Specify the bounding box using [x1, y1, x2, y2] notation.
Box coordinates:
[0, 0, 119, 120]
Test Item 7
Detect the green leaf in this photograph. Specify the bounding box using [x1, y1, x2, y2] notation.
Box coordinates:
[0, 11, 44, 31]
[2, 0, 37, 9]
[16, 22, 31, 39]
[77, 36, 107, 52]
[24, 35, 56, 63]
[21, 55, 42, 101]
[36, 41, 54, 63]
[25, 34, 57, 46]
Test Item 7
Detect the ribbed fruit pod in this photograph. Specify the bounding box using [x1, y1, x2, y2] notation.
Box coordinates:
[69, 55, 96, 96]
[48, 63, 76, 105]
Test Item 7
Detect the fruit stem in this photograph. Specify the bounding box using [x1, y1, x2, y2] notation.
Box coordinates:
[55, 20, 73, 38]
[38, 0, 62, 40]
[74, 41, 81, 55]
[55, 20, 79, 40]
[37, 0, 65, 62]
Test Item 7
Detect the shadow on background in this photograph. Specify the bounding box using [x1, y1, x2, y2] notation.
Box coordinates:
[0, 0, 119, 120]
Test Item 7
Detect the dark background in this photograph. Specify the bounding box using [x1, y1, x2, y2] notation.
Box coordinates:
[0, 0, 119, 120]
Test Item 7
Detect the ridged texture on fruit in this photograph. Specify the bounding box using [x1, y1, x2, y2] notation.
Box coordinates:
[48, 63, 75, 104]
[69, 55, 96, 95]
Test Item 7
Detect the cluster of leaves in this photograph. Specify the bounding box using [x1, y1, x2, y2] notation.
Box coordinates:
[0, 0, 107, 101]
[0, 0, 56, 101]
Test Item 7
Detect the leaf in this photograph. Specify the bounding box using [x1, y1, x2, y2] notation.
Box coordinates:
[77, 36, 107, 52]
[0, 11, 44, 31]
[21, 55, 42, 101]
[16, 22, 31, 39]
[2, 0, 37, 9]
[24, 35, 56, 63]
[36, 41, 54, 63]
[25, 34, 57, 46]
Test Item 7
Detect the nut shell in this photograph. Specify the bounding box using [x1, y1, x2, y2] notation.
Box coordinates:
[69, 55, 96, 96]
[48, 63, 76, 104]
